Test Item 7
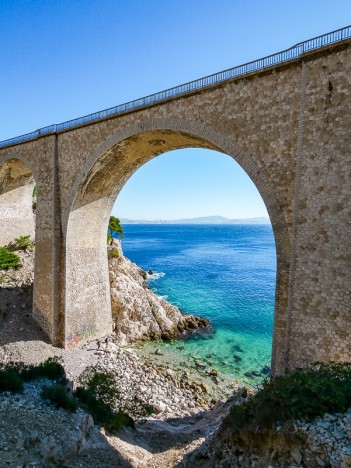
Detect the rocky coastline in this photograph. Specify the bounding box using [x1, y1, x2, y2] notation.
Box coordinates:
[108, 239, 209, 345]
[1, 240, 351, 467]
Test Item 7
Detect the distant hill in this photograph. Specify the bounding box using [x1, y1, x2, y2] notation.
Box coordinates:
[120, 216, 270, 225]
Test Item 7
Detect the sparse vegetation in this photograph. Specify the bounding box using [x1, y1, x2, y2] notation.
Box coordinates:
[0, 358, 64, 394]
[0, 358, 77, 411]
[0, 247, 20, 270]
[13, 235, 35, 250]
[222, 362, 351, 433]
[4, 235, 35, 253]
[108, 249, 119, 259]
[0, 368, 24, 393]
[0, 357, 65, 388]
[41, 384, 79, 412]
[0, 359, 150, 430]
[20, 357, 66, 382]
[76, 366, 153, 430]
[32, 185, 37, 212]
[75, 384, 134, 430]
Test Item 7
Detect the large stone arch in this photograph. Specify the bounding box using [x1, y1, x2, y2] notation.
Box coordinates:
[64, 118, 291, 374]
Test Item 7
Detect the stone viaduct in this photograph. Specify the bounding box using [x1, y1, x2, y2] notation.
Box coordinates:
[0, 27, 350, 375]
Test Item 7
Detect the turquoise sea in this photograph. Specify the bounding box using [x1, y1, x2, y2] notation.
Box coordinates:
[120, 224, 276, 382]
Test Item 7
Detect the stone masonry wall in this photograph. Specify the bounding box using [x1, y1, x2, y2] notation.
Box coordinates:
[286, 47, 351, 367]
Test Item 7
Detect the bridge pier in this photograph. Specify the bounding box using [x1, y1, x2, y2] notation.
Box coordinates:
[64, 200, 113, 347]
[33, 204, 64, 345]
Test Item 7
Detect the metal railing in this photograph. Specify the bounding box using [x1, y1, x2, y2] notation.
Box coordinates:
[1, 25, 350, 149]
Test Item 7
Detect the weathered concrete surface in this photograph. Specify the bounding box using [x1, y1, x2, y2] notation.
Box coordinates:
[0, 40, 350, 374]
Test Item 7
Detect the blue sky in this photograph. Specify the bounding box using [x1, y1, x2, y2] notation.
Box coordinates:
[1, 1, 350, 219]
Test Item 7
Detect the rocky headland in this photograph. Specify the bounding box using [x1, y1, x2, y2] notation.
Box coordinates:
[108, 239, 209, 345]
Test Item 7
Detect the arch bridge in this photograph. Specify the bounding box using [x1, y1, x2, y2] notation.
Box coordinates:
[0, 27, 350, 375]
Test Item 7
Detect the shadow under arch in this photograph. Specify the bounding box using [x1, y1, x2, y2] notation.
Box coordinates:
[0, 156, 47, 344]
[65, 118, 291, 375]
[0, 156, 37, 246]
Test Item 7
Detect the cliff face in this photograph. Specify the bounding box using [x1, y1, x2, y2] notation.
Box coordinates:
[108, 239, 208, 344]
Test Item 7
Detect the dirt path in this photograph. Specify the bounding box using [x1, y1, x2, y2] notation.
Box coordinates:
[104, 399, 232, 467]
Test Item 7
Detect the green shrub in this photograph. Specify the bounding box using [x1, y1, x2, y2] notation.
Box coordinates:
[36, 357, 65, 380]
[76, 367, 153, 431]
[75, 382, 135, 430]
[14, 235, 35, 250]
[32, 186, 37, 212]
[223, 362, 351, 432]
[106, 411, 135, 431]
[0, 247, 20, 270]
[0, 357, 65, 383]
[0, 359, 65, 395]
[107, 216, 124, 244]
[41, 384, 78, 412]
[75, 386, 113, 422]
[75, 386, 134, 430]
[21, 357, 65, 382]
[78, 369, 115, 402]
[0, 368, 24, 393]
[0, 273, 5, 285]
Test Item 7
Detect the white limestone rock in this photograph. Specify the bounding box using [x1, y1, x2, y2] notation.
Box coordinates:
[108, 239, 208, 343]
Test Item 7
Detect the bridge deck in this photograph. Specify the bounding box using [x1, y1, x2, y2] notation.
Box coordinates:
[0, 25, 350, 149]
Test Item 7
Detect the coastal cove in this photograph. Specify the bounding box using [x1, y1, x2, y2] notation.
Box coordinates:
[119, 223, 276, 384]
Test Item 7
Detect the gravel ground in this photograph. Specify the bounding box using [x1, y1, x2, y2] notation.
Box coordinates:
[0, 378, 130, 467]
[1, 247, 351, 467]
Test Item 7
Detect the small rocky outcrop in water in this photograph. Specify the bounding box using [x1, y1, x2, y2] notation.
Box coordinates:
[108, 239, 209, 344]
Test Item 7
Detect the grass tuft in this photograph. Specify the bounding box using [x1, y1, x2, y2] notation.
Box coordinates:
[13, 235, 35, 250]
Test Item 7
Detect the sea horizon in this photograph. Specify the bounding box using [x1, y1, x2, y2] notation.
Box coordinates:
[119, 216, 271, 225]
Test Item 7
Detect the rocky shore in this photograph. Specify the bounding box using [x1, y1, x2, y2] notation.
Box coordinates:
[89, 342, 210, 418]
[108, 239, 209, 344]
[0, 330, 237, 467]
[0, 338, 350, 467]
[0, 357, 237, 467]
[0, 380, 101, 467]
[1, 240, 351, 467]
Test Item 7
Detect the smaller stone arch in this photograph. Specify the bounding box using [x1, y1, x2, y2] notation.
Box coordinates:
[0, 156, 37, 246]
